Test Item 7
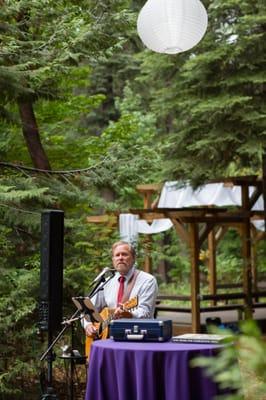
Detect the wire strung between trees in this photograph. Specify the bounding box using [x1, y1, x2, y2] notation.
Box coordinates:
[0, 158, 109, 175]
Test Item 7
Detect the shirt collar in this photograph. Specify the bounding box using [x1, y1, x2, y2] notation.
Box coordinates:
[116, 265, 136, 281]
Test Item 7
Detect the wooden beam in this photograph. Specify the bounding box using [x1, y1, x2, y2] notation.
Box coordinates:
[219, 175, 260, 185]
[208, 229, 217, 306]
[252, 230, 266, 242]
[129, 210, 167, 221]
[241, 218, 253, 319]
[215, 226, 228, 242]
[86, 215, 117, 225]
[251, 227, 258, 293]
[263, 152, 266, 231]
[143, 236, 152, 274]
[199, 223, 215, 248]
[136, 184, 162, 209]
[129, 208, 264, 228]
[249, 187, 262, 209]
[241, 183, 250, 210]
[136, 184, 162, 193]
[189, 223, 201, 333]
[171, 219, 190, 245]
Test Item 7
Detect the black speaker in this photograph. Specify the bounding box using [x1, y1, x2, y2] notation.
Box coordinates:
[39, 210, 64, 333]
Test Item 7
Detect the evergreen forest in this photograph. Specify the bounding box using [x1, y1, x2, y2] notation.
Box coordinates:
[0, 0, 265, 399]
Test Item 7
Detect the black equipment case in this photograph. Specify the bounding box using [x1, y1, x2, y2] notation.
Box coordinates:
[109, 318, 172, 342]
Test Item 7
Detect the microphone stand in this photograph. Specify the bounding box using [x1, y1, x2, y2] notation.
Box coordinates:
[39, 272, 115, 400]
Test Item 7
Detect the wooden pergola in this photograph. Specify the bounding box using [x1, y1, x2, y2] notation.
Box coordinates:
[87, 176, 266, 333]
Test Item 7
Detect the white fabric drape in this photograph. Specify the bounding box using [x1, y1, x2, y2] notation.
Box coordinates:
[158, 182, 255, 207]
[119, 214, 139, 243]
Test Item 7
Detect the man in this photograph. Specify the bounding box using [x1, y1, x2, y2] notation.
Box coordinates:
[83, 240, 158, 338]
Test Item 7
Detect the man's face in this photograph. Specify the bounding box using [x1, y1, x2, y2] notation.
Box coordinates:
[112, 244, 134, 275]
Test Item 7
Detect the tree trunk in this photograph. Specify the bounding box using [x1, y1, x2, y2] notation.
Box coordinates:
[18, 100, 51, 170]
[263, 151, 266, 231]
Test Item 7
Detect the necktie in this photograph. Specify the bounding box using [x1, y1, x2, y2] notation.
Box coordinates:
[117, 276, 125, 306]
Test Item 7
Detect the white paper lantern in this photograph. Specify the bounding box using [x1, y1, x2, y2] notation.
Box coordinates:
[137, 0, 208, 54]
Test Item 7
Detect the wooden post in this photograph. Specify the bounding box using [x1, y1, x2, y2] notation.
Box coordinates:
[241, 220, 253, 318]
[251, 227, 258, 292]
[263, 152, 266, 232]
[189, 222, 201, 332]
[241, 185, 253, 319]
[208, 229, 217, 306]
[143, 235, 152, 274]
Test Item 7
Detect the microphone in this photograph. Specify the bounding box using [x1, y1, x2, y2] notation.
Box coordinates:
[91, 267, 115, 284]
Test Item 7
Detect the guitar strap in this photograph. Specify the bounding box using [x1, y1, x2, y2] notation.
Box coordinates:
[122, 270, 140, 303]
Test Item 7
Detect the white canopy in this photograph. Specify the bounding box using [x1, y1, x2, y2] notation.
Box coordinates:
[120, 181, 265, 242]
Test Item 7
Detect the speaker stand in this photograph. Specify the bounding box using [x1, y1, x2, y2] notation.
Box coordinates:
[40, 330, 60, 400]
[41, 387, 59, 400]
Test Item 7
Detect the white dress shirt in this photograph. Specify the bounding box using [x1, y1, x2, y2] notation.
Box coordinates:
[82, 266, 158, 330]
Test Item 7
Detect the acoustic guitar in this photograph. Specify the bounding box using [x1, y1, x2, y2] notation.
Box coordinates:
[85, 296, 138, 359]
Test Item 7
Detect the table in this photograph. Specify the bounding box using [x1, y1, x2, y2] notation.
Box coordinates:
[85, 339, 227, 400]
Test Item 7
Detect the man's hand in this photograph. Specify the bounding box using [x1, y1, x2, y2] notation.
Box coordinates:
[85, 323, 98, 338]
[113, 306, 133, 319]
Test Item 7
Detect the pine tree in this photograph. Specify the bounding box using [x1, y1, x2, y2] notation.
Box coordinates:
[0, 0, 135, 169]
[130, 0, 266, 182]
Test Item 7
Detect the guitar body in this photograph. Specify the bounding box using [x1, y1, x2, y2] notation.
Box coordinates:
[85, 307, 111, 359]
[85, 297, 138, 360]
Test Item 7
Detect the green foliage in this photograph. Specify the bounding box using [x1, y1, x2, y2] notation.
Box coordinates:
[215, 229, 243, 284]
[0, 0, 135, 100]
[0, 0, 137, 170]
[216, 254, 243, 283]
[130, 0, 266, 183]
[257, 240, 266, 275]
[0, 266, 40, 398]
[151, 230, 191, 284]
[191, 320, 266, 400]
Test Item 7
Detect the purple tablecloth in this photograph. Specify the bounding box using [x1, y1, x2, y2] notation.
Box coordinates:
[85, 339, 224, 400]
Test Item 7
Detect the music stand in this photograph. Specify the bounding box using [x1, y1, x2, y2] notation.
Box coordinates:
[71, 297, 103, 324]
